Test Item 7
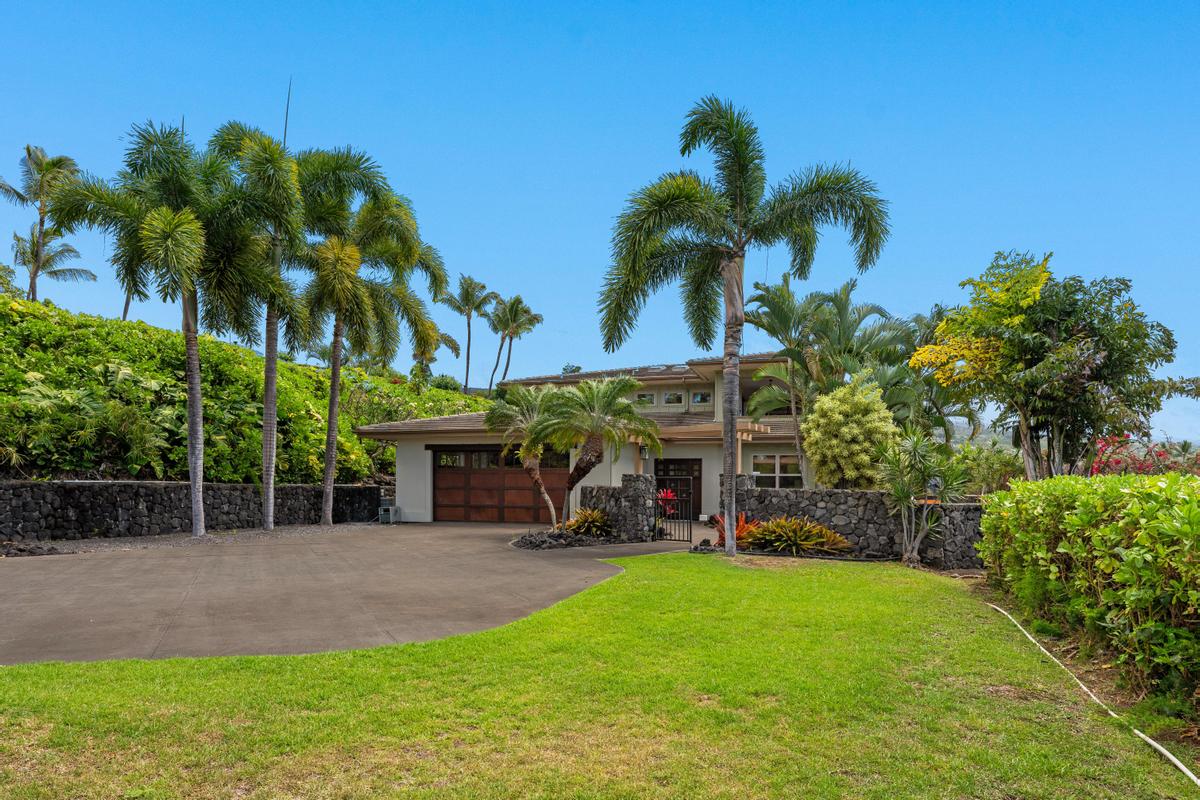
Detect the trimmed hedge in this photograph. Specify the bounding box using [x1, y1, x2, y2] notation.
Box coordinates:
[979, 474, 1200, 697]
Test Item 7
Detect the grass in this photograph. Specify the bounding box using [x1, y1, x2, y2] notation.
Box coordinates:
[0, 554, 1193, 799]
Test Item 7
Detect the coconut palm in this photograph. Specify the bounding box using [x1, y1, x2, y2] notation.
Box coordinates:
[51, 123, 268, 536]
[296, 190, 446, 525]
[537, 376, 661, 522]
[485, 384, 560, 528]
[11, 226, 96, 294]
[441, 274, 498, 391]
[486, 295, 543, 391]
[0, 145, 93, 302]
[599, 96, 889, 554]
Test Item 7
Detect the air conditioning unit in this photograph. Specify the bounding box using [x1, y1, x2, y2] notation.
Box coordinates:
[379, 506, 402, 523]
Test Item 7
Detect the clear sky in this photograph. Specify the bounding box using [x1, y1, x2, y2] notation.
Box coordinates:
[3, 1, 1198, 435]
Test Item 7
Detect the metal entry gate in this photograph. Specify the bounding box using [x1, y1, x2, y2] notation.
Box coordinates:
[655, 477, 693, 542]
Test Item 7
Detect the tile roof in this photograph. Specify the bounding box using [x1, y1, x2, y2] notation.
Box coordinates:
[500, 352, 783, 386]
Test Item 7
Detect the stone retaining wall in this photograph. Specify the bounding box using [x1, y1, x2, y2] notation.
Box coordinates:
[579, 474, 656, 542]
[721, 475, 983, 569]
[0, 481, 381, 541]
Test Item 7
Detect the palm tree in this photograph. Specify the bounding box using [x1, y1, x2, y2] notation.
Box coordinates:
[485, 385, 559, 528]
[537, 377, 661, 523]
[441, 274, 498, 391]
[52, 123, 268, 536]
[599, 96, 889, 555]
[410, 320, 460, 390]
[297, 190, 446, 525]
[486, 295, 543, 391]
[807, 280, 912, 385]
[11, 225, 95, 294]
[0, 145, 91, 302]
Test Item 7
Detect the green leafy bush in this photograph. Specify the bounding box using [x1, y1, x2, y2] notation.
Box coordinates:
[979, 474, 1200, 697]
[564, 508, 612, 537]
[0, 298, 489, 483]
[743, 515, 851, 555]
[799, 377, 899, 488]
[953, 440, 1023, 495]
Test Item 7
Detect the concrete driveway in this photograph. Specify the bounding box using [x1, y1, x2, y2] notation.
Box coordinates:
[0, 524, 686, 664]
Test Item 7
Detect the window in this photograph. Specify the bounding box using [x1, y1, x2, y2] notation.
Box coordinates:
[470, 451, 500, 469]
[635, 392, 656, 406]
[437, 451, 465, 468]
[751, 454, 802, 488]
[663, 391, 684, 406]
[691, 390, 712, 404]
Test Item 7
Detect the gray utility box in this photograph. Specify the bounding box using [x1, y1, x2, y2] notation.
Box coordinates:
[379, 507, 401, 523]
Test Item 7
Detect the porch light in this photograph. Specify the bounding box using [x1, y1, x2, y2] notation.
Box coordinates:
[638, 444, 650, 460]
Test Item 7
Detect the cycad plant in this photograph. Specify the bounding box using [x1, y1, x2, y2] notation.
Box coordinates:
[485, 384, 559, 528]
[52, 123, 269, 536]
[537, 376, 661, 522]
[486, 295, 543, 391]
[0, 145, 93, 301]
[877, 427, 967, 567]
[599, 96, 889, 555]
[296, 190, 446, 525]
[441, 274, 498, 391]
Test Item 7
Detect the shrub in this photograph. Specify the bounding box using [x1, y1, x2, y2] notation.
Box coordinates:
[878, 427, 968, 566]
[800, 377, 898, 488]
[564, 508, 612, 537]
[954, 440, 1023, 495]
[429, 374, 463, 392]
[712, 512, 759, 549]
[979, 473, 1200, 697]
[743, 516, 851, 555]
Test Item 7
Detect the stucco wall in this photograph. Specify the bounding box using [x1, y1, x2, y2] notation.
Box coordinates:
[394, 441, 434, 522]
[0, 481, 381, 542]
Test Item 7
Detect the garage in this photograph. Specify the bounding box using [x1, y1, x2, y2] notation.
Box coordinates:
[432, 447, 568, 524]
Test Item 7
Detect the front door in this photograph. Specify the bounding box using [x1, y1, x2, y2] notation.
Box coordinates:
[654, 458, 702, 520]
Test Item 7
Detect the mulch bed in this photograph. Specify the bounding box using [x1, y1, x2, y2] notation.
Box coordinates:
[511, 529, 634, 550]
[1, 541, 67, 558]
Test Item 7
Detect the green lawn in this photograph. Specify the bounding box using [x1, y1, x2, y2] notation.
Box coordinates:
[1, 554, 1192, 799]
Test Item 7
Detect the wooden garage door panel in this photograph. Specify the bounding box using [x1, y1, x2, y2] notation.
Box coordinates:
[436, 471, 467, 487]
[471, 472, 504, 488]
[469, 489, 501, 505]
[436, 488, 465, 505]
[468, 505, 500, 522]
[504, 506, 535, 523]
[504, 488, 533, 505]
[432, 450, 571, 523]
[435, 505, 466, 521]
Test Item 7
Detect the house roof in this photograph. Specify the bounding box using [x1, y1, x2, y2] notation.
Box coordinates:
[499, 352, 782, 387]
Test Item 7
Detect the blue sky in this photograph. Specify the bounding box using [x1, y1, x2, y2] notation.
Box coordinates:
[3, 1, 1198, 435]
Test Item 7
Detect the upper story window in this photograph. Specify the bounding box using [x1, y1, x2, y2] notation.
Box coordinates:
[691, 390, 712, 404]
[663, 391, 684, 406]
[635, 392, 656, 406]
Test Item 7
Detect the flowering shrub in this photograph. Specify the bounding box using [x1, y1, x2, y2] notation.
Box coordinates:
[1091, 434, 1200, 476]
[979, 474, 1200, 697]
[712, 513, 759, 549]
[656, 488, 679, 516]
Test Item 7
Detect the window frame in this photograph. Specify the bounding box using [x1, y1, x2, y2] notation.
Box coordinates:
[635, 391, 656, 406]
[662, 391, 684, 406]
[690, 390, 712, 405]
[750, 453, 803, 489]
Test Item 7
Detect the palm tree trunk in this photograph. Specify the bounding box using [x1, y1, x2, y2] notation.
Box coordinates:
[463, 313, 472, 391]
[121, 290, 133, 321]
[720, 254, 745, 557]
[787, 359, 805, 487]
[182, 292, 206, 537]
[522, 455, 557, 529]
[28, 203, 44, 302]
[562, 434, 605, 524]
[500, 337, 514, 382]
[487, 336, 505, 392]
[261, 304, 279, 531]
[321, 316, 344, 526]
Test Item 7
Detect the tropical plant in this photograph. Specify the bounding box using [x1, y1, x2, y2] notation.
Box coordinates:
[296, 188, 446, 525]
[877, 427, 968, 566]
[800, 377, 899, 489]
[410, 320, 460, 392]
[0, 145, 93, 302]
[711, 512, 759, 550]
[537, 376, 661, 522]
[440, 274, 498, 391]
[486, 294, 543, 391]
[807, 279, 911, 384]
[598, 96, 889, 555]
[0, 261, 21, 297]
[953, 440, 1023, 494]
[52, 123, 270, 536]
[742, 516, 851, 555]
[430, 374, 462, 391]
[484, 384, 559, 527]
[564, 507, 612, 538]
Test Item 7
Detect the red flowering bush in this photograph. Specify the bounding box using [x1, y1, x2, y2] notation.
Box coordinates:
[1091, 434, 1200, 476]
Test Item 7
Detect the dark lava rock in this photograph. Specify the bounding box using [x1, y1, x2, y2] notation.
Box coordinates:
[2, 540, 66, 557]
[511, 529, 626, 550]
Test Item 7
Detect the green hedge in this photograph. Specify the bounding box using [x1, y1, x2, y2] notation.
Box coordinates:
[0, 298, 489, 483]
[979, 474, 1200, 697]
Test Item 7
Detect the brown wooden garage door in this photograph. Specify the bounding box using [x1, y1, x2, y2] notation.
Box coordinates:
[432, 447, 569, 524]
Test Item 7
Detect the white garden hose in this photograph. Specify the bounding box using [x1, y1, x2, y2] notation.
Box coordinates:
[987, 602, 1200, 790]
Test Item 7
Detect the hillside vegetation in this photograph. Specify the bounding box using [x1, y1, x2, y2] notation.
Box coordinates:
[0, 298, 488, 484]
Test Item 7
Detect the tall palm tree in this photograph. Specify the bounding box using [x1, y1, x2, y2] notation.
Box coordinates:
[410, 320, 460, 390]
[599, 96, 889, 555]
[486, 295, 543, 391]
[0, 145, 91, 302]
[537, 376, 661, 523]
[52, 123, 268, 536]
[485, 384, 559, 528]
[297, 190, 446, 525]
[11, 226, 95, 293]
[441, 274, 498, 391]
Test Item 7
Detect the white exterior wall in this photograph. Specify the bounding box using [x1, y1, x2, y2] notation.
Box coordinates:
[651, 443, 724, 517]
[393, 441, 434, 522]
[569, 444, 639, 511]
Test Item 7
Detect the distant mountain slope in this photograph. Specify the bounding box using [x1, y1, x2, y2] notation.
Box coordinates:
[0, 298, 488, 483]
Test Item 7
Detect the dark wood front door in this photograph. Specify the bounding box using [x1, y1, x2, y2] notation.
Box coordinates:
[433, 447, 567, 524]
[654, 458, 703, 520]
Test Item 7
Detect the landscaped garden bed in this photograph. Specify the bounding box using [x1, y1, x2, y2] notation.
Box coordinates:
[511, 508, 652, 549]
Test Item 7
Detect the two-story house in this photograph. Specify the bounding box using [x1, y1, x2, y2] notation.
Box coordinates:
[355, 354, 804, 523]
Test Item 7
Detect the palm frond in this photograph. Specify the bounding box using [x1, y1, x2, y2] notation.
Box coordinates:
[679, 95, 766, 224]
